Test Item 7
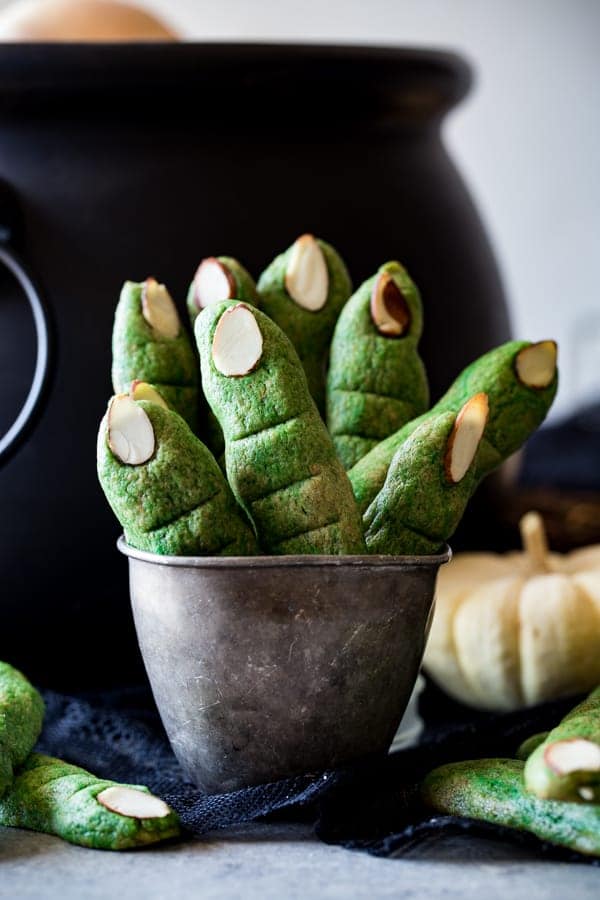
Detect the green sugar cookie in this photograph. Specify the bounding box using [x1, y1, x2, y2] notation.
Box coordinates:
[364, 394, 488, 555]
[257, 234, 352, 412]
[327, 261, 429, 469]
[0, 753, 180, 850]
[422, 757, 600, 858]
[97, 391, 257, 556]
[350, 339, 558, 514]
[186, 257, 258, 456]
[187, 255, 258, 326]
[0, 661, 44, 797]
[524, 686, 600, 803]
[195, 301, 366, 555]
[111, 278, 199, 431]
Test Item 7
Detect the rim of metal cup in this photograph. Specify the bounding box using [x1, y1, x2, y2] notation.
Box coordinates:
[117, 535, 451, 569]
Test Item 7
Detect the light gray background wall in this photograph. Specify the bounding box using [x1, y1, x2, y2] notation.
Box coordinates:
[145, 0, 599, 422]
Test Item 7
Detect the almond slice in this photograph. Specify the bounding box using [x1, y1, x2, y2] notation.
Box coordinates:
[545, 739, 600, 775]
[515, 340, 557, 389]
[370, 272, 411, 336]
[284, 234, 329, 311]
[107, 394, 155, 465]
[444, 392, 489, 484]
[212, 303, 263, 376]
[141, 277, 180, 339]
[130, 380, 169, 410]
[97, 786, 171, 819]
[194, 257, 236, 310]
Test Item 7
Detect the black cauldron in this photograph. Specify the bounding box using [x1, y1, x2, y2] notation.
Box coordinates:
[0, 44, 510, 687]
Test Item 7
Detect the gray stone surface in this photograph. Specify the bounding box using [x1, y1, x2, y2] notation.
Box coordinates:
[1, 822, 598, 900]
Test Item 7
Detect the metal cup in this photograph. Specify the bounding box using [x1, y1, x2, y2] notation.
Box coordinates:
[119, 538, 450, 794]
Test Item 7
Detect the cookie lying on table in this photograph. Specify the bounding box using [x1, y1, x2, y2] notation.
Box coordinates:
[0, 661, 44, 797]
[524, 686, 600, 803]
[421, 757, 600, 858]
[195, 301, 365, 555]
[0, 753, 180, 850]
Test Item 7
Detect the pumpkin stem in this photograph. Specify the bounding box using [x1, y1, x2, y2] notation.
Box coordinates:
[519, 511, 551, 573]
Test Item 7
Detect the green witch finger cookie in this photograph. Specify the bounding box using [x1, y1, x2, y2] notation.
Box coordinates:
[364, 394, 489, 555]
[97, 386, 257, 556]
[0, 753, 180, 850]
[257, 234, 352, 412]
[350, 339, 558, 514]
[195, 301, 365, 555]
[186, 255, 258, 326]
[112, 278, 199, 431]
[327, 261, 429, 469]
[422, 758, 600, 858]
[0, 661, 44, 797]
[186, 257, 258, 458]
[524, 687, 600, 803]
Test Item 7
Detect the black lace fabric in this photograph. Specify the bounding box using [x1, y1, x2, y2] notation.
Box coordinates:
[35, 683, 597, 863]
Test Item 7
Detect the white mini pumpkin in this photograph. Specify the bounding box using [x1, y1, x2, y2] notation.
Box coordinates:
[424, 512, 600, 711]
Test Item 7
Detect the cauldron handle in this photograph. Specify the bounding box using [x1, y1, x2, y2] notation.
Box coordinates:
[0, 240, 52, 466]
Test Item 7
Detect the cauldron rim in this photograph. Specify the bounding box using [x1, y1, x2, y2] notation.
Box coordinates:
[0, 42, 471, 119]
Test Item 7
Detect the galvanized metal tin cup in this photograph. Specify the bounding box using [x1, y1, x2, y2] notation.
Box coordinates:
[118, 539, 450, 794]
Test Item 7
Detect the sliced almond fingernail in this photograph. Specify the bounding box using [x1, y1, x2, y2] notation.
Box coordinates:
[97, 786, 171, 819]
[284, 234, 329, 311]
[194, 257, 237, 310]
[444, 392, 489, 483]
[212, 303, 263, 376]
[130, 381, 169, 410]
[107, 394, 155, 465]
[370, 272, 411, 337]
[545, 739, 600, 775]
[141, 278, 180, 339]
[515, 340, 557, 389]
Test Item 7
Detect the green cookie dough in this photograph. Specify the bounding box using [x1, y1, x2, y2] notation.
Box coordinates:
[516, 732, 548, 762]
[187, 257, 258, 457]
[524, 687, 600, 802]
[421, 758, 600, 858]
[0, 661, 44, 797]
[363, 403, 484, 555]
[349, 340, 558, 514]
[186, 256, 258, 326]
[97, 397, 257, 556]
[0, 753, 180, 850]
[111, 279, 199, 432]
[195, 301, 366, 555]
[327, 261, 429, 469]
[257, 235, 352, 412]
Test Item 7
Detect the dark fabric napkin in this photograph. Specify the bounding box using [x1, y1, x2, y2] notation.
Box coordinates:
[35, 682, 597, 863]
